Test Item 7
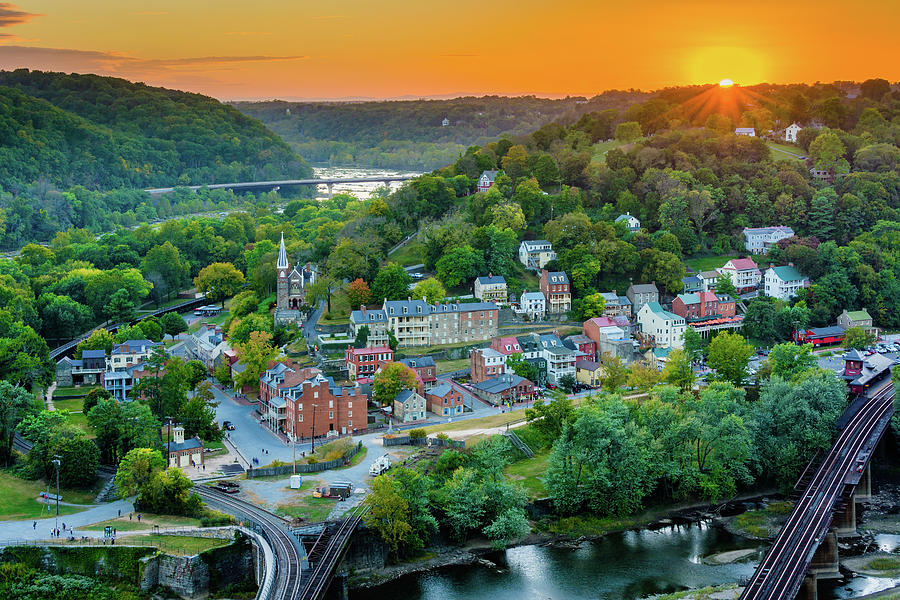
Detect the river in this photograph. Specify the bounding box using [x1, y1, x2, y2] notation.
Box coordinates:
[311, 165, 423, 199]
[352, 524, 900, 600]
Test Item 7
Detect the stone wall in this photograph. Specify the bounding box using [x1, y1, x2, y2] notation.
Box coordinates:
[341, 526, 388, 573]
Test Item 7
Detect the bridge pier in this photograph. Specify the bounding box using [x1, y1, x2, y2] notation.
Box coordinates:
[327, 183, 334, 198]
[383, 180, 392, 190]
[808, 530, 840, 579]
[856, 462, 872, 500]
[835, 498, 858, 537]
[799, 573, 818, 600]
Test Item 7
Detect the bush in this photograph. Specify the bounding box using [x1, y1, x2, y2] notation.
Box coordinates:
[409, 428, 426, 439]
[200, 509, 233, 527]
[306, 456, 318, 465]
[437, 432, 449, 440]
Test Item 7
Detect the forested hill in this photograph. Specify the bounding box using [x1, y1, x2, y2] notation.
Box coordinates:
[233, 92, 650, 170]
[0, 69, 312, 191]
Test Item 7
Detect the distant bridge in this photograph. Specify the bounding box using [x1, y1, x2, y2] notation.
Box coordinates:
[144, 176, 417, 196]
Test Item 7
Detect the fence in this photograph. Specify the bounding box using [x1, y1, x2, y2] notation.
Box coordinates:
[382, 435, 464, 448]
[245, 441, 363, 478]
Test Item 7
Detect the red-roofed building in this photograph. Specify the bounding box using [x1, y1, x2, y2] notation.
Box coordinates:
[345, 346, 394, 380]
[583, 315, 633, 341]
[720, 258, 761, 293]
[490, 336, 524, 356]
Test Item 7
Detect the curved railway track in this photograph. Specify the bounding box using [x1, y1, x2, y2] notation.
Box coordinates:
[194, 486, 304, 600]
[297, 506, 367, 600]
[741, 382, 895, 599]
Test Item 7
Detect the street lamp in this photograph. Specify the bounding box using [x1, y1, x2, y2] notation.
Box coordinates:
[310, 404, 318, 454]
[51, 456, 60, 536]
[165, 417, 174, 467]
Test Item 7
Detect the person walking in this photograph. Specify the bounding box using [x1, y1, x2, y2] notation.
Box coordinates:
[32, 521, 36, 530]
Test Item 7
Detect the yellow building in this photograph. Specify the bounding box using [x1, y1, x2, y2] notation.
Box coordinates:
[575, 359, 604, 387]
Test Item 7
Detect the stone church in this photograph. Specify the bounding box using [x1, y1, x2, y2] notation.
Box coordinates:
[274, 233, 316, 327]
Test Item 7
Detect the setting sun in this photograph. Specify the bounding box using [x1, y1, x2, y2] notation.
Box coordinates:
[719, 79, 734, 87]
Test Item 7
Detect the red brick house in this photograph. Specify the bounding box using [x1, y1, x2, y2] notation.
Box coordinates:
[398, 356, 438, 392]
[490, 336, 523, 356]
[563, 334, 596, 362]
[345, 346, 394, 380]
[470, 347, 507, 383]
[426, 382, 464, 416]
[539, 270, 571, 314]
[282, 373, 368, 438]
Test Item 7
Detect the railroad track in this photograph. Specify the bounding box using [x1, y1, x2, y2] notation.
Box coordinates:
[741, 382, 894, 599]
[297, 505, 368, 600]
[194, 486, 304, 600]
[12, 433, 33, 454]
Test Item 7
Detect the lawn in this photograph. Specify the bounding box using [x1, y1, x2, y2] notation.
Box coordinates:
[503, 450, 549, 499]
[387, 239, 426, 267]
[66, 411, 94, 438]
[83, 513, 203, 531]
[188, 310, 230, 333]
[766, 141, 804, 162]
[275, 496, 335, 523]
[591, 139, 640, 163]
[338, 446, 368, 469]
[319, 288, 352, 325]
[435, 358, 470, 374]
[53, 386, 97, 398]
[0, 471, 90, 520]
[53, 398, 84, 412]
[130, 534, 232, 555]
[420, 410, 527, 435]
[684, 254, 735, 273]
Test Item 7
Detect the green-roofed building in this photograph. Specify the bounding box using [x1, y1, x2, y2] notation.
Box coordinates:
[837, 309, 878, 337]
[763, 264, 809, 300]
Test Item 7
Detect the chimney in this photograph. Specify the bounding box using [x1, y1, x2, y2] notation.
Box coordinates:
[488, 272, 493, 278]
[361, 305, 366, 316]
[613, 289, 617, 296]
[788, 262, 794, 267]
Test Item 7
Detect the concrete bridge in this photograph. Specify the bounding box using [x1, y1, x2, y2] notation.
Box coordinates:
[144, 176, 417, 197]
[739, 381, 895, 600]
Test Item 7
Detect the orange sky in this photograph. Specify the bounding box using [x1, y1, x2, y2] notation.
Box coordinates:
[0, 1, 897, 100]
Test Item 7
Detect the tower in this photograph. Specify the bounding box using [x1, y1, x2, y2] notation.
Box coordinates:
[277, 232, 289, 311]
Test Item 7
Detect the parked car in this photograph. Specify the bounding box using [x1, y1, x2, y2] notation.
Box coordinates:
[222, 421, 235, 431]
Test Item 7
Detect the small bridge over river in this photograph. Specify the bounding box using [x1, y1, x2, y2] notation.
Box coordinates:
[145, 176, 417, 197]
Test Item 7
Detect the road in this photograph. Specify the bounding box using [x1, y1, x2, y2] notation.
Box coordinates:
[0, 498, 135, 542]
[740, 382, 895, 599]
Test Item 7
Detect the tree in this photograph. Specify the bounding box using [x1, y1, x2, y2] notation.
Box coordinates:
[373, 362, 418, 406]
[639, 249, 685, 294]
[75, 328, 115, 358]
[707, 332, 754, 386]
[82, 387, 111, 414]
[715, 273, 737, 298]
[411, 278, 446, 304]
[183, 360, 208, 389]
[663, 349, 695, 391]
[54, 435, 100, 488]
[435, 246, 481, 288]
[137, 317, 163, 342]
[233, 331, 279, 390]
[371, 263, 413, 302]
[483, 507, 529, 549]
[104, 288, 135, 324]
[142, 241, 189, 304]
[228, 312, 273, 345]
[573, 293, 606, 321]
[615, 121, 642, 142]
[180, 382, 222, 441]
[559, 374, 577, 393]
[490, 203, 526, 232]
[194, 262, 246, 307]
[38, 293, 93, 340]
[363, 475, 415, 559]
[742, 299, 778, 345]
[809, 131, 849, 176]
[768, 343, 817, 380]
[141, 468, 202, 515]
[229, 290, 260, 318]
[160, 311, 188, 340]
[525, 390, 574, 443]
[628, 363, 663, 392]
[860, 77, 891, 100]
[0, 380, 37, 465]
[346, 278, 372, 310]
[844, 326, 875, 350]
[599, 354, 628, 390]
[354, 325, 370, 349]
[682, 327, 706, 362]
[115, 447, 166, 499]
[506, 352, 537, 383]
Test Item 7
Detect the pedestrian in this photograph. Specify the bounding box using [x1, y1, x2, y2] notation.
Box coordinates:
[62, 522, 66, 530]
[118, 509, 121, 517]
[137, 514, 141, 522]
[33, 521, 36, 530]
[113, 528, 116, 536]
[129, 513, 132, 520]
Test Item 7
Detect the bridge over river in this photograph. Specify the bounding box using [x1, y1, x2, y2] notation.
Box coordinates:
[145, 175, 417, 196]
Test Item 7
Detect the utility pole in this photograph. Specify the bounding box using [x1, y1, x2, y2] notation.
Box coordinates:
[166, 417, 173, 467]
[291, 415, 296, 475]
[51, 456, 60, 536]
[311, 404, 318, 454]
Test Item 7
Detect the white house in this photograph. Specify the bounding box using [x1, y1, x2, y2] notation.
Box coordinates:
[637, 302, 686, 349]
[615, 212, 641, 231]
[477, 170, 499, 193]
[719, 258, 761, 292]
[393, 389, 427, 423]
[519, 240, 556, 271]
[539, 334, 578, 385]
[474, 274, 507, 303]
[520, 291, 546, 320]
[784, 123, 802, 143]
[743, 226, 795, 255]
[441, 117, 450, 127]
[764, 265, 809, 300]
[735, 127, 756, 137]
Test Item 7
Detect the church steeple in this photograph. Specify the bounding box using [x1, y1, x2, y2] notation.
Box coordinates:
[277, 232, 289, 270]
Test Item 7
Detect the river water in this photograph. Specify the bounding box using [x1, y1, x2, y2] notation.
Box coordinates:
[311, 165, 422, 199]
[351, 524, 900, 600]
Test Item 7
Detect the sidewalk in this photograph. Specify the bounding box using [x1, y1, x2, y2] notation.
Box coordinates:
[0, 498, 134, 542]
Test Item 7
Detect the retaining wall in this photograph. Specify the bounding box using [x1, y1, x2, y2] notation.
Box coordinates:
[246, 441, 363, 478]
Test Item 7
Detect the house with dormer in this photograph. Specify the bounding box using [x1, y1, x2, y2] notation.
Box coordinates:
[539, 270, 571, 314]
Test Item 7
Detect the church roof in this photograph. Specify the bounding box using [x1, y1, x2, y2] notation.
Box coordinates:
[277, 232, 289, 270]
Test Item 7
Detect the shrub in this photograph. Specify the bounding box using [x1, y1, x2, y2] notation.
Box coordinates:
[437, 432, 449, 440]
[306, 456, 318, 464]
[200, 509, 233, 527]
[409, 428, 426, 439]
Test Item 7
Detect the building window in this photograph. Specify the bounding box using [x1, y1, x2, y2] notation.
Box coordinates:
[298, 414, 303, 422]
[329, 400, 333, 408]
[348, 410, 353, 417]
[297, 403, 303, 411]
[314, 391, 318, 398]
[329, 411, 334, 419]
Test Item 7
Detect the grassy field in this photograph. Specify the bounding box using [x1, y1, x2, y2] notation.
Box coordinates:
[732, 501, 793, 538]
[319, 288, 352, 325]
[130, 533, 232, 555]
[66, 411, 93, 438]
[591, 139, 639, 163]
[275, 496, 335, 523]
[504, 451, 549, 499]
[388, 239, 426, 267]
[435, 358, 470, 374]
[684, 254, 735, 273]
[420, 410, 527, 435]
[0, 471, 90, 520]
[83, 513, 203, 531]
[766, 141, 804, 162]
[53, 397, 84, 412]
[53, 386, 97, 398]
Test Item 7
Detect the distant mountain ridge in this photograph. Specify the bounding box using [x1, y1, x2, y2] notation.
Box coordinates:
[0, 69, 312, 191]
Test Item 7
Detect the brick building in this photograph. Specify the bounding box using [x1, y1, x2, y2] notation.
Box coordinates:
[345, 346, 393, 380]
[426, 382, 464, 417]
[539, 270, 571, 314]
[470, 347, 507, 383]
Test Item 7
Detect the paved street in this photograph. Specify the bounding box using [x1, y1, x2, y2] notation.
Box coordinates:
[0, 498, 135, 542]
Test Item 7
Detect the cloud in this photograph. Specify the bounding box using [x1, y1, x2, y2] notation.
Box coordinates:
[0, 3, 41, 28]
[0, 46, 307, 76]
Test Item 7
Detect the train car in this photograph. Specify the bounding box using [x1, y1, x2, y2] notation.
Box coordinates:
[795, 326, 846, 347]
[843, 349, 893, 395]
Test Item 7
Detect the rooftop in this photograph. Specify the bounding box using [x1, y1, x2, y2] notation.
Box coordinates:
[576, 359, 601, 371]
[476, 275, 506, 285]
[770, 265, 806, 282]
[472, 374, 529, 394]
[630, 283, 659, 293]
[725, 258, 759, 271]
[845, 310, 872, 321]
[428, 382, 453, 397]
